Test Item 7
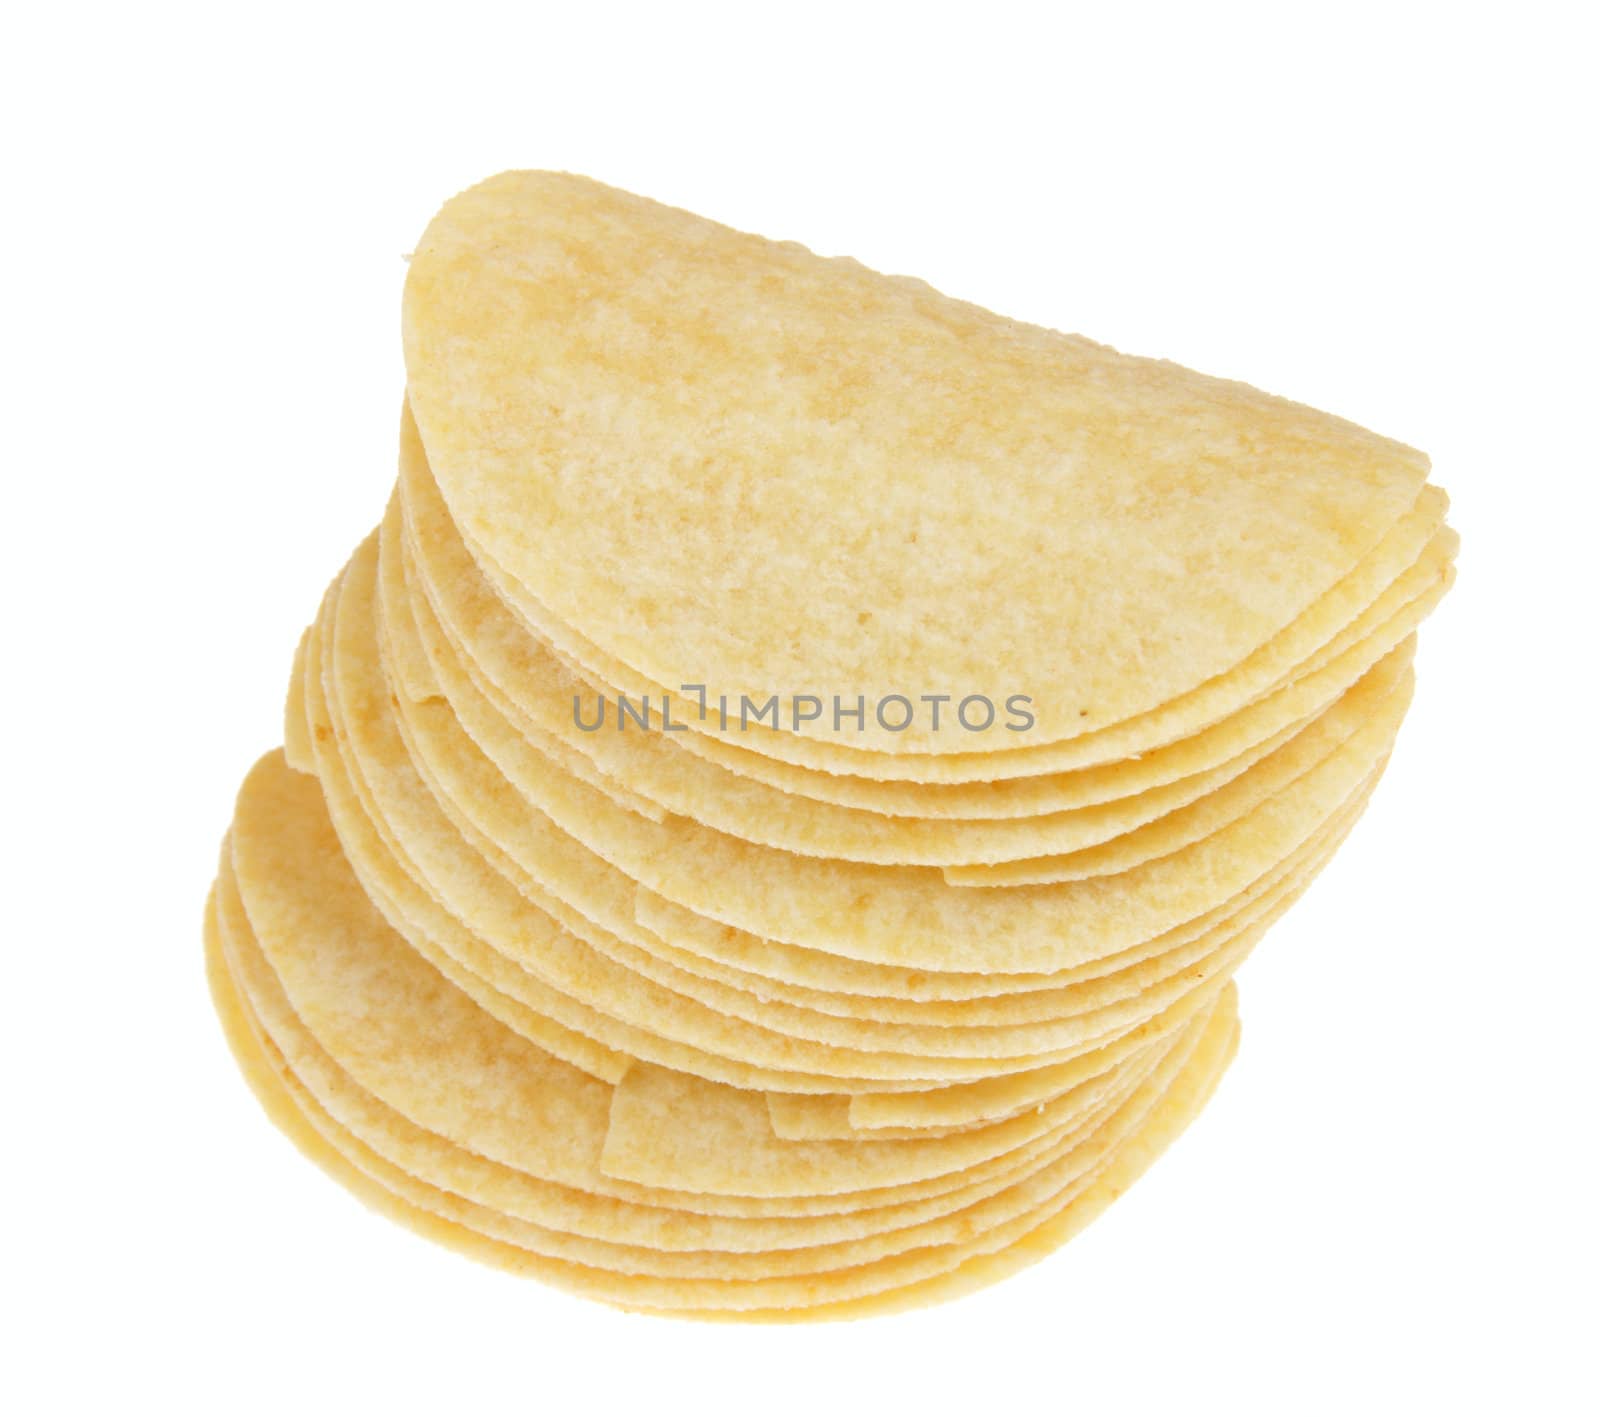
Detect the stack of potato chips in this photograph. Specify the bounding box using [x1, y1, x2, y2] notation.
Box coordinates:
[206, 173, 1456, 1319]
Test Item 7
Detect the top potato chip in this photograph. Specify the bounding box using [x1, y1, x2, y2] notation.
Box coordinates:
[404, 171, 1430, 755]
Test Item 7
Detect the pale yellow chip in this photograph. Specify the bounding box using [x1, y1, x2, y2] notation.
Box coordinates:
[404, 173, 1429, 759]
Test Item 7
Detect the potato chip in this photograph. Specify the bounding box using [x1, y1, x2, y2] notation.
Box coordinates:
[404, 173, 1429, 756]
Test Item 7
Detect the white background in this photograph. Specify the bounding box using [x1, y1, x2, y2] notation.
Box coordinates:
[6, 4, 1596, 1413]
